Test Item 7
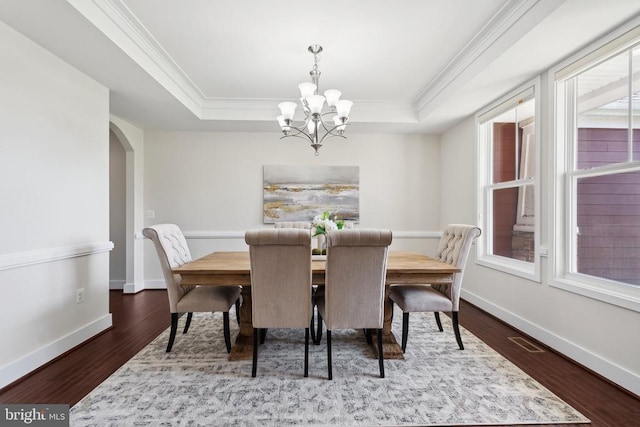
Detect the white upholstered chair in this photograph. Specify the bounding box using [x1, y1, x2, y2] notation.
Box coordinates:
[143, 224, 242, 353]
[245, 228, 313, 377]
[389, 224, 481, 352]
[316, 229, 392, 380]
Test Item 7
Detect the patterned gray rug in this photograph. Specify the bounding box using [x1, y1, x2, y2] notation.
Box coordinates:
[71, 309, 588, 426]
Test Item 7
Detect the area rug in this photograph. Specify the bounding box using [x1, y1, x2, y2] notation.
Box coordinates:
[70, 309, 589, 426]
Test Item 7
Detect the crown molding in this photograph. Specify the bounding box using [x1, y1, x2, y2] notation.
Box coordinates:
[66, 0, 561, 129]
[414, 0, 562, 119]
[67, 0, 204, 115]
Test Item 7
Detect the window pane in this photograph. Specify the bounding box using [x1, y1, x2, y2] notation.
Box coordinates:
[576, 171, 640, 286]
[576, 51, 630, 168]
[577, 128, 630, 169]
[492, 185, 535, 262]
[491, 98, 535, 183]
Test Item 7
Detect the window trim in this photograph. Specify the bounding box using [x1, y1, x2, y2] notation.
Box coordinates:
[476, 77, 542, 282]
[550, 18, 640, 313]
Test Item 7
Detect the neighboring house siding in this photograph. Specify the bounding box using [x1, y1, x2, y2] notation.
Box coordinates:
[576, 128, 640, 285]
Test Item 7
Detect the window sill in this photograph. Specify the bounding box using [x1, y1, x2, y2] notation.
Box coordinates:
[551, 275, 640, 313]
[477, 254, 540, 282]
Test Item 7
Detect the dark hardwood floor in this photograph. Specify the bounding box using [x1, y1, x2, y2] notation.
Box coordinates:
[1, 290, 638, 426]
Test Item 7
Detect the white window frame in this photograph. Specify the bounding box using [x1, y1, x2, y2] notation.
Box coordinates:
[550, 21, 640, 313]
[476, 77, 542, 282]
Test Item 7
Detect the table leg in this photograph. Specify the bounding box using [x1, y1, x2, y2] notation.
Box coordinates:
[228, 286, 254, 361]
[371, 287, 404, 359]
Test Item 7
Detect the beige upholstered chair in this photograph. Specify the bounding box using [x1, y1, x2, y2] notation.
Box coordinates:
[245, 228, 313, 377]
[273, 221, 311, 229]
[389, 224, 481, 352]
[316, 229, 392, 380]
[143, 224, 242, 353]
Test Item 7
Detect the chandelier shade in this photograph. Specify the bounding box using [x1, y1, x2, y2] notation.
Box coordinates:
[276, 45, 352, 155]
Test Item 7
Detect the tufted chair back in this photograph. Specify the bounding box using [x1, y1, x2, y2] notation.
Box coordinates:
[322, 229, 392, 330]
[432, 224, 481, 311]
[273, 221, 311, 229]
[143, 224, 195, 313]
[245, 228, 313, 329]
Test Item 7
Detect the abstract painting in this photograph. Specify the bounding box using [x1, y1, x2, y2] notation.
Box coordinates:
[263, 165, 359, 223]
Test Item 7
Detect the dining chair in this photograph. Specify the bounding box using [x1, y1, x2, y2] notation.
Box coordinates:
[389, 224, 481, 352]
[273, 221, 311, 229]
[316, 229, 392, 380]
[143, 224, 242, 353]
[245, 228, 313, 377]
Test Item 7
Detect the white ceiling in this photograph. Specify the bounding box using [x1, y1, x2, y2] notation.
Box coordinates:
[1, 0, 639, 135]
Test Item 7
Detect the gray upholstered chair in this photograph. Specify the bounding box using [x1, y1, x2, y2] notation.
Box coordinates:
[143, 224, 242, 353]
[245, 228, 313, 377]
[389, 224, 481, 352]
[316, 229, 392, 380]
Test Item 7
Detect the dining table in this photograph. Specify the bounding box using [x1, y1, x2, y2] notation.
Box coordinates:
[173, 251, 460, 361]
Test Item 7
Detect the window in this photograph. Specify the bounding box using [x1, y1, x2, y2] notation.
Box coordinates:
[554, 26, 640, 311]
[476, 80, 540, 280]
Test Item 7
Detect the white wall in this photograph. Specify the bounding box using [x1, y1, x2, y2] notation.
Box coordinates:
[109, 130, 126, 288]
[143, 131, 442, 284]
[440, 111, 640, 395]
[0, 21, 112, 387]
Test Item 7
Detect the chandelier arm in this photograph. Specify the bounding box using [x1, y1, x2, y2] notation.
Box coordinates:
[280, 133, 315, 143]
[318, 115, 350, 136]
[280, 125, 314, 143]
[317, 127, 348, 144]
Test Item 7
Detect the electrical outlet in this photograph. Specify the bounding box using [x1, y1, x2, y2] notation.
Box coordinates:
[76, 288, 85, 304]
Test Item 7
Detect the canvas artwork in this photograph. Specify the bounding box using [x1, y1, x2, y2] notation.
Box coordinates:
[263, 165, 359, 223]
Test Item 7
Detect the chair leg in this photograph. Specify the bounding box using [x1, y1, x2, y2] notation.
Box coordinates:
[183, 312, 193, 334]
[364, 329, 372, 345]
[377, 328, 385, 378]
[235, 299, 241, 325]
[401, 312, 409, 353]
[223, 311, 231, 353]
[304, 327, 310, 377]
[252, 327, 259, 377]
[310, 305, 317, 343]
[434, 312, 444, 332]
[452, 311, 464, 350]
[314, 313, 323, 345]
[167, 313, 178, 353]
[327, 330, 333, 380]
[259, 328, 267, 344]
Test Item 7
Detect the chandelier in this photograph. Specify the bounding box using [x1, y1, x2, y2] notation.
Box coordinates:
[277, 45, 353, 156]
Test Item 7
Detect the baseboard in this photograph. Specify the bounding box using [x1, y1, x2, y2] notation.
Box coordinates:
[109, 279, 125, 290]
[144, 280, 167, 290]
[123, 281, 144, 294]
[0, 314, 113, 389]
[462, 289, 640, 396]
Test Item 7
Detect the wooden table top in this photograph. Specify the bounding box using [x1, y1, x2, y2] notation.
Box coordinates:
[173, 251, 460, 286]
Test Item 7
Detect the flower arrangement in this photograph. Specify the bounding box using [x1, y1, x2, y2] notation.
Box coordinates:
[311, 210, 344, 236]
[311, 211, 344, 255]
